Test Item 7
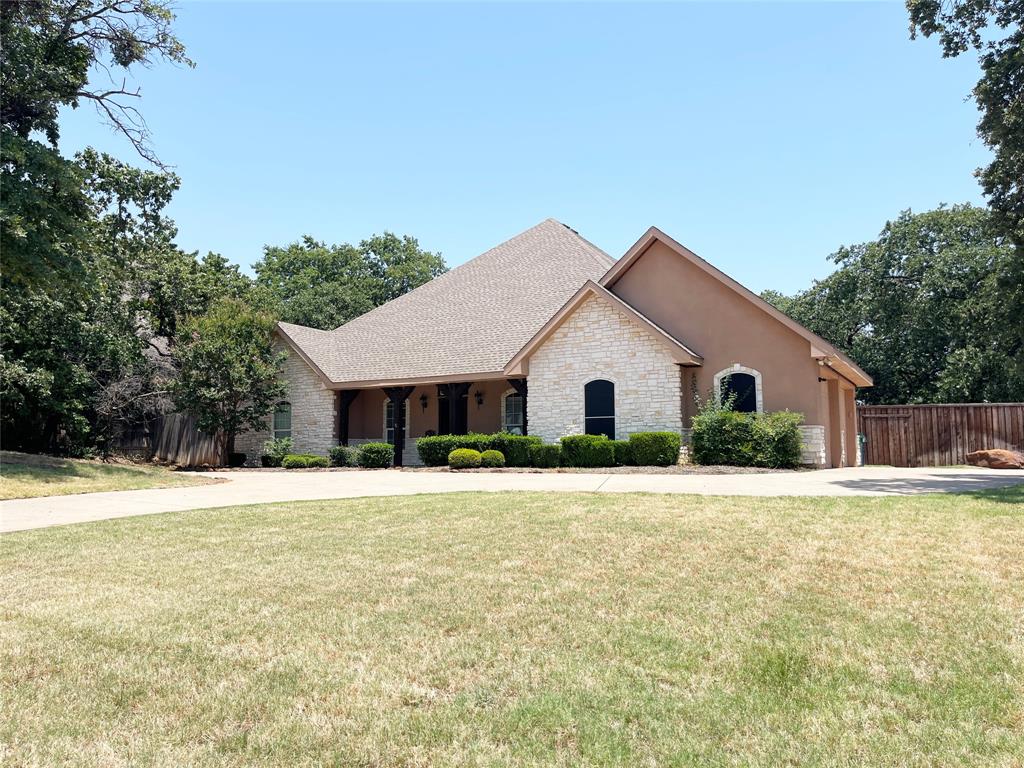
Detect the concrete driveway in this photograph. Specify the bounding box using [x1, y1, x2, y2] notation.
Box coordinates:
[2, 465, 1022, 534]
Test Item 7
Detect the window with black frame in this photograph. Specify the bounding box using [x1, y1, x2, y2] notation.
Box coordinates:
[721, 373, 757, 413]
[584, 379, 615, 439]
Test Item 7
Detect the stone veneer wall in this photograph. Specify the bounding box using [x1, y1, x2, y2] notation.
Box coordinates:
[235, 343, 337, 464]
[528, 295, 682, 444]
[799, 425, 827, 467]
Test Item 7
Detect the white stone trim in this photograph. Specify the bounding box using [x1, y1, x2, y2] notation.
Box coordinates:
[713, 364, 764, 413]
[799, 425, 827, 467]
[500, 388, 526, 434]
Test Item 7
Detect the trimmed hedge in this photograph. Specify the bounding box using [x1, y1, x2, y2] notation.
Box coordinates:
[560, 434, 615, 468]
[530, 443, 561, 468]
[628, 431, 681, 467]
[487, 433, 541, 467]
[329, 445, 359, 467]
[609, 440, 634, 466]
[692, 405, 803, 468]
[358, 442, 394, 468]
[416, 432, 540, 467]
[281, 453, 329, 469]
[480, 449, 505, 468]
[449, 448, 482, 469]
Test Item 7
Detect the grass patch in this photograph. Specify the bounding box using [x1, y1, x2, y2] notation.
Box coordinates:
[2, 489, 1023, 766]
[0, 451, 213, 500]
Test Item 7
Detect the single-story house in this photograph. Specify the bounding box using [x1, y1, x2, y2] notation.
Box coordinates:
[238, 219, 872, 467]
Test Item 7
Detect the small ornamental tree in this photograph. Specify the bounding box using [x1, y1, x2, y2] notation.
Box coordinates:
[172, 298, 285, 464]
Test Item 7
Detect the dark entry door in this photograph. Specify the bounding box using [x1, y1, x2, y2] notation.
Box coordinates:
[437, 385, 469, 435]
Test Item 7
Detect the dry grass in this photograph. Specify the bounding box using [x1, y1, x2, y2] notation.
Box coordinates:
[2, 489, 1022, 766]
[0, 451, 213, 500]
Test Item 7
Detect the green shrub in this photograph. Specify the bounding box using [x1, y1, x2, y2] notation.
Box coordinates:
[609, 439, 635, 466]
[416, 433, 491, 466]
[629, 431, 681, 467]
[329, 445, 359, 467]
[280, 454, 330, 469]
[691, 399, 803, 468]
[480, 449, 505, 468]
[560, 434, 615, 467]
[487, 433, 541, 467]
[751, 411, 804, 468]
[530, 443, 561, 468]
[358, 442, 394, 468]
[448, 448, 482, 469]
[261, 437, 293, 467]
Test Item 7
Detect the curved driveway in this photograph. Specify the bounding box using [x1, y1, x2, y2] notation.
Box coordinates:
[2, 465, 1022, 533]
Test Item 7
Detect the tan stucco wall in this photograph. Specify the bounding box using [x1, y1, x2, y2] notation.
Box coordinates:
[610, 241, 827, 424]
[345, 380, 511, 441]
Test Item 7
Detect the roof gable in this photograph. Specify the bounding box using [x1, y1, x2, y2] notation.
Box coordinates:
[278, 219, 615, 386]
[601, 227, 873, 387]
[504, 280, 703, 375]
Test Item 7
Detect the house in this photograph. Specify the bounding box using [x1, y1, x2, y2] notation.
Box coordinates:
[237, 219, 872, 467]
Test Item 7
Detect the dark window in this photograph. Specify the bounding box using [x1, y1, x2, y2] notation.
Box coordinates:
[584, 379, 615, 439]
[273, 402, 292, 439]
[385, 399, 407, 445]
[721, 373, 757, 413]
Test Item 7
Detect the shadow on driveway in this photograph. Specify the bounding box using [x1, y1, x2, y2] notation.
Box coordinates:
[830, 471, 1024, 499]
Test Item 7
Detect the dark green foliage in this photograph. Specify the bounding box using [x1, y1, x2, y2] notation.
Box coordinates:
[559, 435, 615, 468]
[628, 432, 681, 467]
[261, 437, 293, 467]
[416, 433, 540, 467]
[751, 412, 804, 469]
[480, 450, 505, 468]
[692, 400, 804, 469]
[529, 444, 562, 468]
[764, 206, 1023, 403]
[254, 234, 447, 330]
[329, 445, 360, 467]
[171, 299, 286, 464]
[610, 440, 635, 466]
[358, 442, 394, 469]
[481, 433, 540, 467]
[281, 454, 328, 469]
[448, 448, 482, 469]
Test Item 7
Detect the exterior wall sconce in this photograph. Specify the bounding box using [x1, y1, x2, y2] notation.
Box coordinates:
[474, 390, 484, 408]
[419, 393, 429, 412]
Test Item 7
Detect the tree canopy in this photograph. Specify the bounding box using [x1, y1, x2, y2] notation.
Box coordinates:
[765, 205, 1022, 404]
[255, 234, 446, 330]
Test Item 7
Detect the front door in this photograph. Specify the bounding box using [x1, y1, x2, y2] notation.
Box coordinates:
[437, 384, 469, 435]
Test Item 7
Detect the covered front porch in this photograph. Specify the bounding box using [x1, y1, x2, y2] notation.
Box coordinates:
[337, 377, 529, 465]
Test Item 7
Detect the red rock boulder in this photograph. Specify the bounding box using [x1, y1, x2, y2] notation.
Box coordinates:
[966, 449, 1024, 470]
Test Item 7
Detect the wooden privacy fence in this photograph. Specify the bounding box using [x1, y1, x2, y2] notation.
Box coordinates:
[114, 412, 221, 466]
[857, 403, 1024, 467]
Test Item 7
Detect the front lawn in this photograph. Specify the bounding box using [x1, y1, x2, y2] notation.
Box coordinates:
[3, 490, 1022, 766]
[0, 451, 213, 500]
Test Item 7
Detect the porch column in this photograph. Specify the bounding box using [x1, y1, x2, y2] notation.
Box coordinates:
[507, 378, 528, 435]
[336, 389, 360, 446]
[382, 386, 415, 466]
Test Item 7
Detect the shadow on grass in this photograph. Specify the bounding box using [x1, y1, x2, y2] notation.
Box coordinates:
[954, 483, 1024, 505]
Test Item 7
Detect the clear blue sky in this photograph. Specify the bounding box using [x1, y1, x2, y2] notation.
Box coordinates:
[59, 1, 990, 295]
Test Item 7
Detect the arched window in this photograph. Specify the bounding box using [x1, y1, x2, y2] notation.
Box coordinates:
[713, 365, 763, 413]
[383, 397, 409, 445]
[273, 401, 292, 439]
[502, 390, 524, 435]
[584, 379, 615, 439]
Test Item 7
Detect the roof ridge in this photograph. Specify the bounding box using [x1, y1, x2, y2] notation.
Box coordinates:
[330, 218, 606, 332]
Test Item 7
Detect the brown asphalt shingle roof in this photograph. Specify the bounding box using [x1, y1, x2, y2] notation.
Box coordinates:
[277, 219, 615, 385]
